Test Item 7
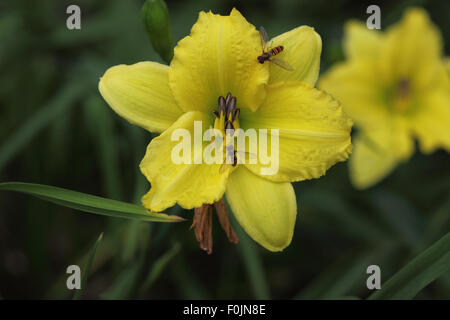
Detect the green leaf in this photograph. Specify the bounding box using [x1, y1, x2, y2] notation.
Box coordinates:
[83, 95, 123, 200]
[369, 231, 450, 300]
[139, 242, 181, 295]
[368, 189, 423, 248]
[73, 233, 103, 300]
[422, 196, 450, 246]
[170, 252, 209, 299]
[100, 261, 142, 300]
[301, 189, 388, 244]
[295, 250, 371, 299]
[295, 242, 399, 300]
[227, 201, 270, 300]
[0, 182, 185, 223]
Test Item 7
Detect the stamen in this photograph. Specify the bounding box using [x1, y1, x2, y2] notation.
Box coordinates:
[213, 198, 239, 244]
[225, 92, 232, 107]
[226, 97, 236, 117]
[191, 198, 239, 254]
[212, 93, 240, 166]
[190, 204, 213, 254]
[218, 96, 226, 115]
[232, 108, 240, 121]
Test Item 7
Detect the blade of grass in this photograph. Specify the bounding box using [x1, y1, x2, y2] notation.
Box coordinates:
[170, 252, 209, 299]
[368, 189, 423, 249]
[73, 233, 103, 300]
[369, 231, 450, 300]
[139, 242, 181, 296]
[216, 247, 239, 299]
[0, 82, 86, 171]
[422, 195, 450, 246]
[0, 182, 185, 222]
[84, 94, 125, 267]
[45, 234, 116, 299]
[226, 201, 270, 299]
[84, 95, 123, 200]
[122, 126, 151, 263]
[301, 189, 388, 244]
[295, 242, 398, 299]
[296, 250, 372, 300]
[235, 227, 270, 299]
[100, 260, 142, 300]
[122, 221, 151, 263]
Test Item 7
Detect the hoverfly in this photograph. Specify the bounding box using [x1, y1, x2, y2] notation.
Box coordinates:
[219, 140, 257, 174]
[219, 146, 256, 174]
[257, 26, 294, 71]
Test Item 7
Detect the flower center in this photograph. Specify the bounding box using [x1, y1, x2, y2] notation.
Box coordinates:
[393, 78, 411, 112]
[212, 93, 241, 165]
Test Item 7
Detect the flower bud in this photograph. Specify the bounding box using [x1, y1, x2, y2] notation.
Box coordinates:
[141, 0, 173, 64]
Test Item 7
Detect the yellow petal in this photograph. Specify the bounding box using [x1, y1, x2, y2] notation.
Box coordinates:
[446, 58, 450, 76]
[436, 59, 450, 91]
[343, 20, 382, 60]
[226, 166, 297, 252]
[269, 26, 321, 86]
[380, 8, 443, 91]
[240, 82, 352, 182]
[169, 9, 269, 113]
[410, 88, 450, 153]
[99, 62, 183, 133]
[140, 111, 230, 212]
[350, 116, 414, 189]
[318, 60, 388, 128]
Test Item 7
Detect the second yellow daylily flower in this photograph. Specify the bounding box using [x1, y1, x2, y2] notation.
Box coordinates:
[99, 9, 352, 252]
[319, 8, 450, 189]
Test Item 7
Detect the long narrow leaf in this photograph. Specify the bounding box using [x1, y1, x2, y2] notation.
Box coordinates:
[301, 189, 389, 244]
[100, 260, 142, 300]
[227, 202, 270, 300]
[369, 231, 450, 300]
[73, 233, 103, 300]
[0, 182, 184, 222]
[139, 242, 181, 295]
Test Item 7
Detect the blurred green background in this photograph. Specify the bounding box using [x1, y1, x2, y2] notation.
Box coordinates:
[0, 0, 449, 299]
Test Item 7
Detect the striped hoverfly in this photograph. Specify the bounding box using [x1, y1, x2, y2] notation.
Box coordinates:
[257, 26, 294, 71]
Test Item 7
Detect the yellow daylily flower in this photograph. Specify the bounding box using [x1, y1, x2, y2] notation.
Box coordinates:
[319, 8, 450, 189]
[99, 9, 352, 252]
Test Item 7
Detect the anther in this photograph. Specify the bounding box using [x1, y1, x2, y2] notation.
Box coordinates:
[226, 97, 236, 117]
[232, 108, 240, 121]
[212, 110, 219, 118]
[225, 92, 232, 107]
[218, 96, 226, 115]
